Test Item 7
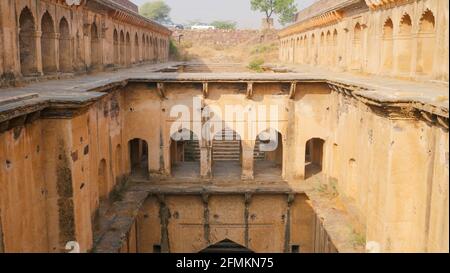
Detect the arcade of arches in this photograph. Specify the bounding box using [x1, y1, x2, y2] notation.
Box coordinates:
[0, 0, 170, 84]
[279, 0, 448, 81]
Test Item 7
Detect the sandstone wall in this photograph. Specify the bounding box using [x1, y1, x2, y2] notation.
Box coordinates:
[280, 0, 449, 82]
[0, 81, 448, 253]
[172, 29, 277, 47]
[0, 0, 170, 86]
[135, 194, 314, 253]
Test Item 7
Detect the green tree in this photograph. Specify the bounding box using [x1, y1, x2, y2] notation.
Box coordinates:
[250, 0, 297, 26]
[140, 1, 171, 24]
[211, 20, 237, 30]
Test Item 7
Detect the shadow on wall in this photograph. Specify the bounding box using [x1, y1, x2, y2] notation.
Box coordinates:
[305, 138, 324, 179]
[129, 138, 149, 179]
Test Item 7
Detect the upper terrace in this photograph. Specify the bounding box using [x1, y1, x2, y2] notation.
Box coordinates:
[1, 62, 448, 127]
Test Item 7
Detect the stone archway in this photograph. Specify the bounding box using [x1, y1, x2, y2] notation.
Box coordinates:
[253, 129, 283, 180]
[90, 23, 101, 68]
[352, 23, 363, 71]
[98, 159, 108, 200]
[134, 33, 139, 63]
[382, 18, 394, 73]
[120, 30, 125, 66]
[305, 138, 325, 179]
[19, 7, 37, 76]
[113, 29, 119, 64]
[416, 9, 436, 75]
[397, 13, 413, 74]
[170, 129, 200, 178]
[212, 127, 242, 179]
[41, 11, 57, 74]
[126, 32, 131, 66]
[129, 138, 149, 179]
[58, 17, 71, 72]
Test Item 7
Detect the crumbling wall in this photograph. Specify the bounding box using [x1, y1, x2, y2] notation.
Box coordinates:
[0, 119, 48, 252]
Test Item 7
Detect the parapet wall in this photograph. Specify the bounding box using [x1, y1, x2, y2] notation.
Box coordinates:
[172, 29, 277, 47]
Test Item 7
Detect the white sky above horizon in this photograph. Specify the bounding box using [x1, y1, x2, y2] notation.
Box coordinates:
[130, 0, 317, 29]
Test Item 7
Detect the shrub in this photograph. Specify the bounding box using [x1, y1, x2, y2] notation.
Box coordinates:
[248, 58, 265, 72]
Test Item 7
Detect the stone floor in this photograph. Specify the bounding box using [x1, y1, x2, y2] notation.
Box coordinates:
[1, 62, 448, 123]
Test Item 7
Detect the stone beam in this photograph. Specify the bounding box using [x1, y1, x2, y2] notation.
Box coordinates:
[246, 82, 254, 99]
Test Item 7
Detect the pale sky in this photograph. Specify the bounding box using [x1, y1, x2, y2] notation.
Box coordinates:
[131, 0, 317, 29]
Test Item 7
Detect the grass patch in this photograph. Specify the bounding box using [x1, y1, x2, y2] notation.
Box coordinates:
[248, 58, 265, 72]
[351, 230, 366, 247]
[315, 180, 339, 198]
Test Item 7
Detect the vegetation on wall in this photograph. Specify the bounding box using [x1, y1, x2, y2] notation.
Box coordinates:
[169, 39, 180, 60]
[248, 58, 265, 72]
[250, 0, 297, 26]
[210, 20, 237, 30]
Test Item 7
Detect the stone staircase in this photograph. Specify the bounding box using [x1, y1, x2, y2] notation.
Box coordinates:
[183, 130, 267, 162]
[213, 129, 241, 161]
[253, 139, 266, 161]
[184, 139, 200, 162]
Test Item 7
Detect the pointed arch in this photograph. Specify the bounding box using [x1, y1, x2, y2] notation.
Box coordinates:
[125, 32, 131, 65]
[41, 11, 57, 74]
[352, 23, 363, 70]
[332, 29, 338, 66]
[154, 37, 159, 62]
[134, 33, 139, 63]
[19, 7, 37, 76]
[417, 9, 436, 74]
[326, 30, 332, 65]
[119, 30, 125, 65]
[382, 18, 394, 72]
[90, 22, 101, 67]
[142, 34, 146, 61]
[397, 13, 412, 74]
[58, 17, 71, 72]
[113, 29, 119, 64]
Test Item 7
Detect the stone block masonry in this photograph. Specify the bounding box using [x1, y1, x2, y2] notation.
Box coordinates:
[172, 29, 278, 47]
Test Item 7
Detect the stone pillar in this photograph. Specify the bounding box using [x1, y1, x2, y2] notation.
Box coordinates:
[200, 144, 212, 178]
[241, 139, 255, 180]
[34, 31, 43, 75]
[162, 143, 170, 176]
[42, 119, 77, 252]
[54, 33, 60, 72]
